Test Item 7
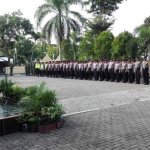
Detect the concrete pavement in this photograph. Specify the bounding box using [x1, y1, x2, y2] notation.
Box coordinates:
[1, 76, 150, 150]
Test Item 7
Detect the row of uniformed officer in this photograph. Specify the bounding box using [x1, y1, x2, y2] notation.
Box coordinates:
[26, 57, 149, 85]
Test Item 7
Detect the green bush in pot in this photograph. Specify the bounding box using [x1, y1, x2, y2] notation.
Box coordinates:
[18, 81, 65, 130]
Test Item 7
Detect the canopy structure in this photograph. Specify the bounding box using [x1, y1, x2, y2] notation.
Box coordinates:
[41, 54, 52, 62]
[55, 55, 61, 61]
[55, 55, 66, 61]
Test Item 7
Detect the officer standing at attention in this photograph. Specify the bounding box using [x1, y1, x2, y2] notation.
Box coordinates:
[141, 57, 149, 85]
[33, 62, 36, 76]
[25, 62, 28, 76]
[115, 60, 121, 82]
[134, 57, 141, 84]
[84, 61, 88, 80]
[30, 62, 34, 76]
[74, 61, 78, 79]
[25, 62, 29, 76]
[37, 61, 41, 76]
[45, 62, 48, 77]
[55, 61, 59, 78]
[104, 59, 109, 81]
[87, 60, 93, 80]
[40, 62, 45, 77]
[108, 59, 115, 82]
[69, 61, 73, 79]
[93, 60, 97, 81]
[34, 62, 38, 76]
[60, 61, 62, 78]
[66, 61, 69, 78]
[99, 60, 104, 81]
[121, 59, 127, 83]
[127, 59, 134, 83]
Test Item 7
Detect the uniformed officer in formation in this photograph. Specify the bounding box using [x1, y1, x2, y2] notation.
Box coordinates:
[25, 62, 30, 76]
[134, 57, 141, 84]
[141, 57, 149, 85]
[26, 57, 150, 85]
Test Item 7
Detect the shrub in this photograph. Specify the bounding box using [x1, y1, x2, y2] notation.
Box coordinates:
[18, 82, 65, 125]
[0, 79, 15, 97]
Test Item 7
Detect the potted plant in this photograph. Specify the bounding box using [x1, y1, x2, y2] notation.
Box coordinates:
[27, 113, 40, 133]
[17, 111, 29, 132]
[11, 85, 25, 102]
[0, 79, 25, 105]
[37, 106, 57, 132]
[17, 82, 65, 133]
[0, 79, 15, 100]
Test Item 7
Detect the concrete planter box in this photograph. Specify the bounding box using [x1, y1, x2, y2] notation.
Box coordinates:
[37, 120, 63, 133]
[56, 120, 63, 128]
[0, 115, 20, 136]
[37, 123, 57, 133]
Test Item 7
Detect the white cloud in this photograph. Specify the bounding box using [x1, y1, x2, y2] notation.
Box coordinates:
[112, 0, 150, 36]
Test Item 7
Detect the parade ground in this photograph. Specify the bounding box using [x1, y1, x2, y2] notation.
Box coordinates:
[1, 76, 150, 150]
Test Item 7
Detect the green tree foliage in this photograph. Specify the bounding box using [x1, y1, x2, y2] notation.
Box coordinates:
[35, 0, 86, 61]
[15, 36, 34, 64]
[0, 11, 34, 58]
[31, 32, 41, 42]
[144, 16, 150, 27]
[84, 0, 124, 15]
[134, 16, 150, 57]
[111, 31, 138, 59]
[78, 32, 95, 60]
[87, 14, 114, 37]
[31, 43, 46, 61]
[47, 44, 59, 60]
[94, 31, 114, 59]
[15, 37, 47, 64]
[61, 39, 73, 60]
[70, 32, 82, 60]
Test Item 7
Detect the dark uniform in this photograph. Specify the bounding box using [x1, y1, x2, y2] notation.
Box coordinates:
[121, 60, 127, 83]
[30, 62, 34, 76]
[93, 61, 98, 80]
[45, 62, 49, 77]
[134, 58, 141, 84]
[74, 61, 79, 79]
[142, 58, 149, 85]
[40, 62, 45, 77]
[108, 59, 115, 82]
[69, 61, 74, 79]
[104, 60, 109, 81]
[99, 60, 104, 81]
[79, 62, 84, 80]
[25, 62, 30, 76]
[127, 59, 134, 83]
[10, 63, 14, 76]
[115, 60, 121, 82]
[87, 61, 93, 80]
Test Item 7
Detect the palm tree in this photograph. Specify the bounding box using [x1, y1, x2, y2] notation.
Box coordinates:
[30, 32, 41, 62]
[70, 32, 82, 60]
[35, 0, 86, 61]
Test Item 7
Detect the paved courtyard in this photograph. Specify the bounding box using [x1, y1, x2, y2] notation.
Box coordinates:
[1, 76, 150, 149]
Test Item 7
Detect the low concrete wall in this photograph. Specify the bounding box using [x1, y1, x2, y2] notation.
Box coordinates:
[4, 66, 25, 74]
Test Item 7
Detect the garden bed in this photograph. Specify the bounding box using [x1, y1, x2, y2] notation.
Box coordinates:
[0, 79, 65, 135]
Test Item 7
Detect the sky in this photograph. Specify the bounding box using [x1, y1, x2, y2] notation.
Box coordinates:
[0, 0, 150, 41]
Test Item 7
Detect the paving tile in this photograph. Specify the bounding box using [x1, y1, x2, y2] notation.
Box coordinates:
[1, 76, 150, 150]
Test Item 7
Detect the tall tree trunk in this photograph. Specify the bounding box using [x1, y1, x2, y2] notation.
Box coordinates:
[59, 42, 62, 61]
[73, 51, 76, 61]
[31, 49, 33, 62]
[58, 11, 62, 61]
[73, 43, 76, 61]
